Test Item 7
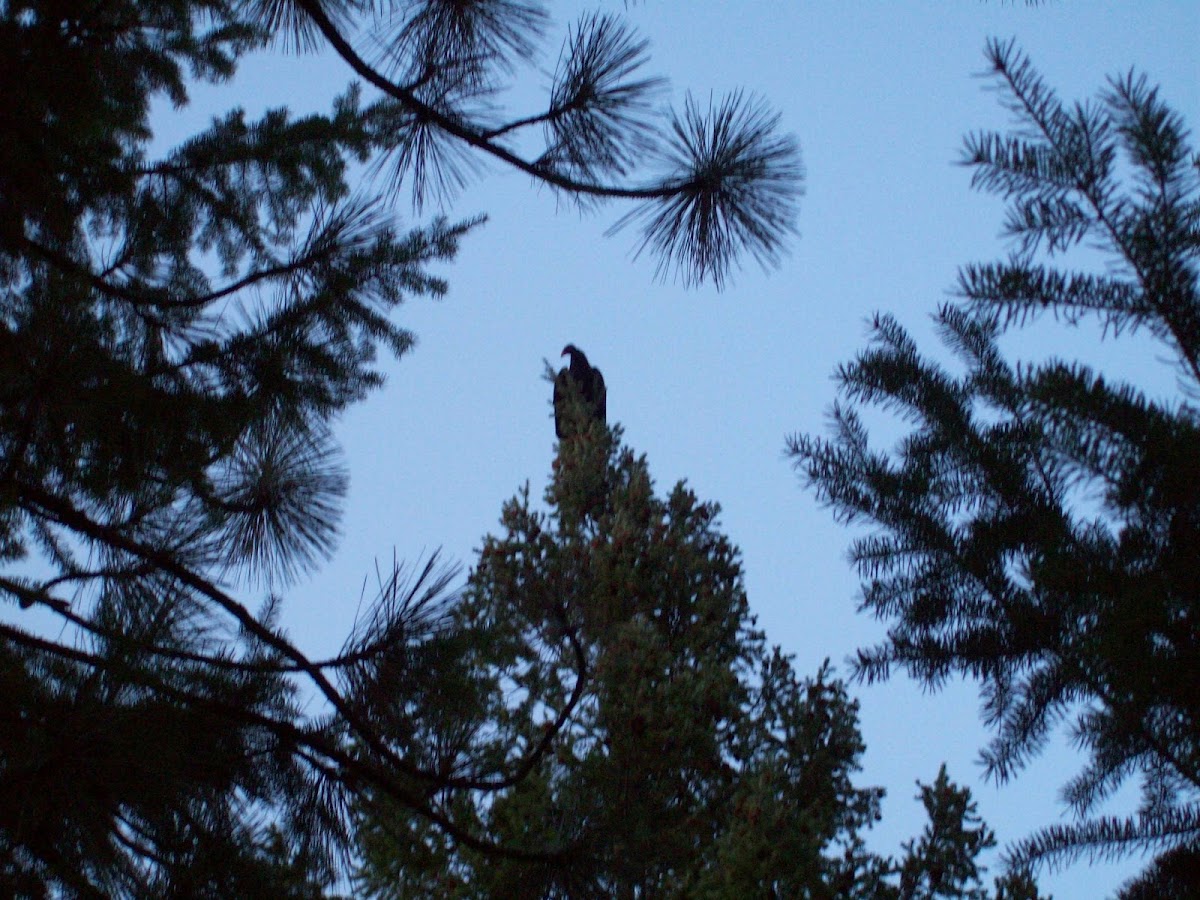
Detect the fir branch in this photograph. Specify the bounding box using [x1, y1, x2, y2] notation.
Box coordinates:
[1006, 807, 1200, 872]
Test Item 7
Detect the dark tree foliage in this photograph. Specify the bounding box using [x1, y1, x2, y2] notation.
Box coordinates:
[266, 0, 802, 289]
[896, 764, 1048, 900]
[1113, 842, 1200, 899]
[0, 0, 800, 896]
[354, 422, 1044, 899]
[789, 39, 1200, 893]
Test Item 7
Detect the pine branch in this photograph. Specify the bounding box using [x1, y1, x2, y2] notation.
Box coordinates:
[295, 0, 673, 201]
[293, 0, 801, 287]
[0, 619, 568, 866]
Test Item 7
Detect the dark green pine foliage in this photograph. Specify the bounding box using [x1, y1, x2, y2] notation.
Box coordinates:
[0, 2, 471, 896]
[789, 39, 1200, 894]
[2, 1, 805, 894]
[898, 766, 996, 900]
[895, 764, 1047, 900]
[354, 421, 888, 897]
[353, 420, 1042, 899]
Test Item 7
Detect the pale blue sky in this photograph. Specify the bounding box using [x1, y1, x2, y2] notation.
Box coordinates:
[159, 3, 1200, 895]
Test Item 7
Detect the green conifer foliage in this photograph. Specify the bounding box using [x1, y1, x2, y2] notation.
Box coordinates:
[0, 1, 800, 894]
[355, 424, 1040, 899]
[790, 40, 1200, 894]
[354, 423, 880, 896]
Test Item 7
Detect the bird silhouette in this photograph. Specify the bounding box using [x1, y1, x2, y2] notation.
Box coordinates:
[554, 344, 606, 439]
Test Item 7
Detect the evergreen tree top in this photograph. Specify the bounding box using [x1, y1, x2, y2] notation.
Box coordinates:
[355, 425, 1040, 898]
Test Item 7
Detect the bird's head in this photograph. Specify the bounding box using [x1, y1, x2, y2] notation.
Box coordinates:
[561, 344, 587, 366]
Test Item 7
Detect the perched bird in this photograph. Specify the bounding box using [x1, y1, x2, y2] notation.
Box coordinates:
[554, 344, 606, 439]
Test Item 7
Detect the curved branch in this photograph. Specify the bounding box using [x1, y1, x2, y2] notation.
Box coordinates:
[21, 229, 336, 313]
[294, 0, 680, 203]
[465, 606, 591, 792]
[13, 483, 593, 799]
[0, 571, 464, 679]
[0, 620, 568, 863]
[14, 482, 437, 790]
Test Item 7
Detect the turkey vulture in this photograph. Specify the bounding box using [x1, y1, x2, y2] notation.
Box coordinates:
[554, 344, 606, 439]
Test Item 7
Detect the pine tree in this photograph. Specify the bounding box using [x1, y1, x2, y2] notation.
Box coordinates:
[789, 39, 1200, 894]
[354, 421, 1044, 899]
[1, 1, 800, 894]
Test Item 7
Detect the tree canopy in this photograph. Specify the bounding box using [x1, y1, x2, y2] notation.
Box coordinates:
[0, 0, 801, 894]
[354, 422, 1046, 899]
[789, 38, 1200, 897]
[7, 1, 1187, 896]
